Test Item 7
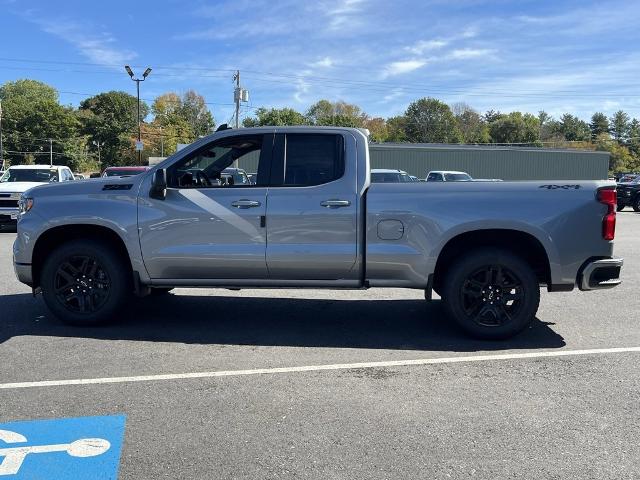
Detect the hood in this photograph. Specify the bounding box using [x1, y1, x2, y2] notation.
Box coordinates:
[26, 175, 147, 198]
[0, 181, 46, 193]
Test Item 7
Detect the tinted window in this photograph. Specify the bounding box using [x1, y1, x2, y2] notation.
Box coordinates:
[426, 173, 443, 182]
[284, 134, 343, 186]
[168, 135, 264, 188]
[444, 173, 472, 181]
[371, 172, 402, 183]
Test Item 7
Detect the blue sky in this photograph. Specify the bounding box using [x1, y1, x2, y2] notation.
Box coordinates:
[1, 0, 639, 124]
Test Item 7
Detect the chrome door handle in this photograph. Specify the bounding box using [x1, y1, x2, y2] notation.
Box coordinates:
[320, 199, 351, 208]
[231, 199, 261, 208]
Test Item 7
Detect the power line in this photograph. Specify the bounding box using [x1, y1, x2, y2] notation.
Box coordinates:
[1, 57, 639, 99]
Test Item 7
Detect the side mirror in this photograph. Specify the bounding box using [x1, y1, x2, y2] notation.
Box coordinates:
[150, 169, 167, 200]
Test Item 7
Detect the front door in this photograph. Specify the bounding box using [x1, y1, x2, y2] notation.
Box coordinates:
[138, 134, 272, 280]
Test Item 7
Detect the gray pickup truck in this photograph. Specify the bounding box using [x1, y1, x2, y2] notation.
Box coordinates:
[13, 127, 623, 339]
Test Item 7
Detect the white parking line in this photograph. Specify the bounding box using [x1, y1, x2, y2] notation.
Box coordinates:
[1, 347, 639, 390]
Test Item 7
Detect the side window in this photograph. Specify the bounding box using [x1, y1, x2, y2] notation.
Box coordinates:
[283, 134, 344, 187]
[65, 169, 74, 181]
[167, 135, 265, 188]
[427, 173, 438, 182]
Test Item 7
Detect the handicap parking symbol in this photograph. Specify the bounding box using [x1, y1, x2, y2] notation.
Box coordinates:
[0, 415, 126, 479]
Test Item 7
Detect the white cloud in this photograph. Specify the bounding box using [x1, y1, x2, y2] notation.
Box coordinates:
[325, 0, 367, 29]
[27, 15, 135, 66]
[406, 39, 448, 55]
[310, 57, 334, 68]
[448, 48, 495, 60]
[381, 59, 427, 78]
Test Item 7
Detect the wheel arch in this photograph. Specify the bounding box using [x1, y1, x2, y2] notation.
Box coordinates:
[432, 229, 552, 293]
[31, 224, 133, 288]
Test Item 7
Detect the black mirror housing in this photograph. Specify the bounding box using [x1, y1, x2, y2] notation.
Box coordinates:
[150, 169, 167, 200]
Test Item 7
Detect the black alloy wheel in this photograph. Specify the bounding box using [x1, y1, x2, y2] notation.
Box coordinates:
[460, 264, 524, 328]
[53, 255, 111, 314]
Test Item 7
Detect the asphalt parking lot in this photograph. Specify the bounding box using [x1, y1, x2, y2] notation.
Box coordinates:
[1, 213, 639, 479]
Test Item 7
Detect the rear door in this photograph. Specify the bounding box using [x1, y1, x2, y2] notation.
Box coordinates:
[265, 132, 359, 281]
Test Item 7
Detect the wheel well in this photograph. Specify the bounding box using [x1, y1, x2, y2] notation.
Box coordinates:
[433, 229, 551, 291]
[31, 224, 132, 288]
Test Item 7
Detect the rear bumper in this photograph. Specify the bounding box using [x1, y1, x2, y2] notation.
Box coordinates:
[578, 258, 623, 291]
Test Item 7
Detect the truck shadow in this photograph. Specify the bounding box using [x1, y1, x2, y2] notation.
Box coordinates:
[0, 292, 565, 351]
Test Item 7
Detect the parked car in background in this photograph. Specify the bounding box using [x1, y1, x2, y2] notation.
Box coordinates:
[371, 169, 413, 183]
[221, 167, 251, 186]
[616, 175, 640, 211]
[409, 175, 420, 182]
[614, 172, 639, 182]
[426, 170, 473, 182]
[74, 173, 87, 180]
[102, 166, 150, 177]
[247, 172, 257, 184]
[0, 164, 75, 228]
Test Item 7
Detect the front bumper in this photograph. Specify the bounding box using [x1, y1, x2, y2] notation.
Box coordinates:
[0, 208, 19, 225]
[13, 261, 33, 286]
[578, 258, 623, 291]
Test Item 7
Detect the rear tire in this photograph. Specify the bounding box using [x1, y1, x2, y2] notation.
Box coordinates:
[41, 239, 131, 326]
[616, 204, 625, 212]
[441, 248, 540, 340]
[633, 197, 640, 212]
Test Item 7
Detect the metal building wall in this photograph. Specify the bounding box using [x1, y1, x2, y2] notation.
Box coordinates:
[369, 144, 610, 180]
[237, 143, 610, 180]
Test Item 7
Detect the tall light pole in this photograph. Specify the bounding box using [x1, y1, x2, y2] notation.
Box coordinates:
[0, 100, 4, 171]
[92, 140, 103, 164]
[125, 65, 152, 164]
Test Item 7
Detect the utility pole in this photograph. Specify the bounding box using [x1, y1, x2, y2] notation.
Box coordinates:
[125, 65, 152, 165]
[0, 100, 4, 171]
[92, 140, 103, 164]
[233, 70, 240, 129]
[49, 138, 53, 166]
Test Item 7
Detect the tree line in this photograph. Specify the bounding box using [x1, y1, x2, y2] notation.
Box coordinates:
[0, 79, 214, 172]
[1, 79, 639, 173]
[243, 99, 640, 173]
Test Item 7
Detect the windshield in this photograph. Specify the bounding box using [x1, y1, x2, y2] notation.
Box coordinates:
[444, 173, 472, 181]
[0, 168, 59, 183]
[103, 169, 145, 177]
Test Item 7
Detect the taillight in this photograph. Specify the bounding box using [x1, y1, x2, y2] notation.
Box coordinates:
[597, 188, 616, 241]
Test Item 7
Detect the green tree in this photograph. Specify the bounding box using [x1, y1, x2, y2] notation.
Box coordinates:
[554, 114, 591, 141]
[628, 118, 640, 158]
[363, 117, 388, 142]
[589, 112, 609, 139]
[79, 91, 148, 167]
[0, 79, 81, 166]
[595, 134, 635, 173]
[484, 109, 502, 124]
[385, 115, 408, 142]
[306, 100, 367, 127]
[610, 110, 630, 142]
[243, 107, 307, 127]
[404, 98, 462, 143]
[488, 112, 540, 144]
[451, 103, 490, 143]
[179, 90, 215, 137]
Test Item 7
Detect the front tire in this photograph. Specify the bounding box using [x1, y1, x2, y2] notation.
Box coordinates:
[616, 204, 625, 212]
[441, 248, 540, 340]
[41, 239, 131, 326]
[633, 197, 640, 212]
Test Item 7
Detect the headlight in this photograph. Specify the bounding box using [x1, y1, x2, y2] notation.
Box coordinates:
[18, 196, 34, 214]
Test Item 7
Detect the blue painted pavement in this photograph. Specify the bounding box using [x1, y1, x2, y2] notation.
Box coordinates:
[0, 415, 126, 479]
